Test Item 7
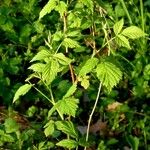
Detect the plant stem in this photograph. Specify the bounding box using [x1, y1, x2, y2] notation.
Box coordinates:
[84, 82, 102, 150]
[140, 0, 144, 32]
[120, 0, 132, 25]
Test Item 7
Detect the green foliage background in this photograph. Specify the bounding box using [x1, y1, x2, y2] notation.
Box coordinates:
[0, 0, 150, 149]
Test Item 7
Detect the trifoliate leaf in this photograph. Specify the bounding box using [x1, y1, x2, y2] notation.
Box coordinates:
[56, 97, 79, 117]
[96, 61, 122, 92]
[13, 84, 32, 103]
[63, 83, 77, 98]
[42, 60, 59, 85]
[55, 121, 78, 138]
[56, 139, 78, 149]
[28, 63, 45, 72]
[79, 57, 99, 77]
[63, 38, 80, 48]
[44, 120, 55, 137]
[39, 0, 58, 19]
[115, 35, 131, 49]
[53, 53, 72, 65]
[121, 26, 146, 39]
[113, 19, 124, 35]
[30, 50, 51, 62]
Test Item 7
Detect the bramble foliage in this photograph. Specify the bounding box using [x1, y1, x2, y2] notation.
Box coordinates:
[0, 0, 150, 149]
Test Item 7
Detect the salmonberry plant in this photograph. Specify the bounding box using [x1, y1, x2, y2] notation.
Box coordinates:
[12, 0, 148, 149]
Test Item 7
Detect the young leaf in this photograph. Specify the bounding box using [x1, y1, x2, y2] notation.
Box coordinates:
[113, 19, 124, 35]
[55, 121, 78, 138]
[28, 63, 45, 72]
[44, 120, 55, 137]
[30, 50, 51, 62]
[96, 61, 122, 92]
[121, 26, 146, 39]
[63, 38, 80, 48]
[53, 53, 72, 65]
[56, 139, 78, 149]
[39, 0, 58, 19]
[79, 57, 99, 77]
[56, 97, 79, 117]
[79, 76, 90, 89]
[63, 83, 77, 98]
[115, 35, 131, 49]
[42, 60, 59, 85]
[13, 84, 32, 103]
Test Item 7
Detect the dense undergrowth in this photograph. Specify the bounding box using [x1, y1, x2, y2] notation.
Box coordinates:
[0, 0, 150, 149]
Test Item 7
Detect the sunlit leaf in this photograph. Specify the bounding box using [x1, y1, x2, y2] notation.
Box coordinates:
[44, 120, 55, 137]
[113, 19, 124, 35]
[96, 61, 122, 92]
[121, 26, 146, 39]
[13, 84, 32, 103]
[63, 38, 80, 48]
[55, 1, 67, 17]
[56, 139, 78, 149]
[28, 63, 45, 72]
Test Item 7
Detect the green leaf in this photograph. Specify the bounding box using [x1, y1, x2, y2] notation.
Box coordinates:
[80, 76, 90, 89]
[13, 84, 32, 103]
[79, 57, 99, 77]
[55, 121, 78, 138]
[115, 35, 131, 49]
[42, 60, 59, 85]
[44, 120, 55, 137]
[4, 118, 19, 133]
[56, 139, 78, 149]
[79, 0, 94, 11]
[55, 1, 67, 17]
[63, 83, 77, 98]
[96, 61, 122, 92]
[53, 53, 72, 65]
[121, 26, 146, 39]
[63, 38, 80, 48]
[56, 97, 79, 117]
[113, 19, 124, 35]
[39, 0, 58, 19]
[30, 50, 51, 62]
[126, 135, 139, 150]
[28, 63, 45, 72]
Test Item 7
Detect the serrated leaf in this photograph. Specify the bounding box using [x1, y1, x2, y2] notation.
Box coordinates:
[55, 121, 78, 138]
[53, 53, 72, 65]
[96, 61, 122, 92]
[42, 60, 59, 85]
[39, 0, 58, 19]
[56, 139, 78, 149]
[63, 38, 80, 48]
[44, 120, 55, 137]
[121, 26, 146, 39]
[79, 0, 94, 11]
[113, 19, 124, 35]
[79, 57, 99, 77]
[55, 1, 67, 17]
[56, 97, 79, 117]
[115, 35, 131, 49]
[28, 63, 45, 72]
[63, 83, 77, 98]
[13, 84, 32, 103]
[30, 50, 51, 62]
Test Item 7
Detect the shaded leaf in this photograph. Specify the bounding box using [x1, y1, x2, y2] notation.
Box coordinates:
[13, 84, 32, 103]
[56, 121, 78, 138]
[121, 26, 146, 39]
